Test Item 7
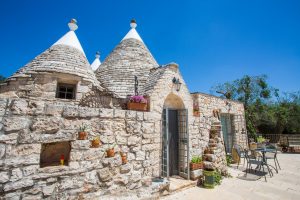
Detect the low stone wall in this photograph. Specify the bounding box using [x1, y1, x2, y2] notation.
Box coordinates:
[0, 98, 161, 199]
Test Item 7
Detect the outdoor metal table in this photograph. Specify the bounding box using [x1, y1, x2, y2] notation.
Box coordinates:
[255, 148, 278, 176]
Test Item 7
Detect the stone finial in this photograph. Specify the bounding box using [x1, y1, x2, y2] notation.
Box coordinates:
[95, 51, 100, 59]
[130, 19, 137, 29]
[68, 18, 78, 31]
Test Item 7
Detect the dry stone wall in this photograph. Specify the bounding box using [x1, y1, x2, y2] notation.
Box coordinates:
[193, 93, 248, 149]
[0, 98, 161, 199]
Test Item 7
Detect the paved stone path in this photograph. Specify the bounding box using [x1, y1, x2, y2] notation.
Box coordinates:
[163, 153, 300, 200]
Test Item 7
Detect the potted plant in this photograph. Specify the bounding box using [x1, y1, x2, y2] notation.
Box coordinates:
[120, 152, 127, 164]
[78, 124, 88, 140]
[193, 103, 200, 117]
[257, 136, 266, 148]
[106, 144, 116, 158]
[91, 136, 101, 148]
[203, 169, 215, 189]
[127, 95, 148, 111]
[190, 156, 203, 170]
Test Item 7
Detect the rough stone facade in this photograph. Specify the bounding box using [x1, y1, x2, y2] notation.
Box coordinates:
[193, 93, 248, 150]
[0, 98, 161, 199]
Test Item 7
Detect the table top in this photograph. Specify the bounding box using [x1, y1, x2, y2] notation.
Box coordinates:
[255, 148, 276, 152]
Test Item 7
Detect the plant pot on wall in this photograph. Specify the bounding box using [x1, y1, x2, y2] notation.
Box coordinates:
[127, 102, 147, 111]
[78, 123, 88, 140]
[78, 132, 87, 140]
[106, 148, 115, 158]
[120, 152, 127, 164]
[190, 162, 203, 170]
[193, 109, 200, 117]
[91, 137, 101, 148]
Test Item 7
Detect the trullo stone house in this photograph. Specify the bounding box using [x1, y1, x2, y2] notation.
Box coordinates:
[0, 19, 247, 199]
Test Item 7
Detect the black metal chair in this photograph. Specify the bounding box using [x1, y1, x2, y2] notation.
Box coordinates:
[265, 148, 281, 173]
[244, 150, 268, 182]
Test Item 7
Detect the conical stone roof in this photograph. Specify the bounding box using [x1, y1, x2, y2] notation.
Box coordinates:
[95, 20, 158, 98]
[9, 19, 99, 86]
[90, 51, 101, 71]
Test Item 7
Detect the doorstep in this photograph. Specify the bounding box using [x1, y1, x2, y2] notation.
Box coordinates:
[168, 176, 198, 194]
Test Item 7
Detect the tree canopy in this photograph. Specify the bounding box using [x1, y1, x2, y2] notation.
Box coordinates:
[211, 75, 300, 138]
[0, 75, 6, 83]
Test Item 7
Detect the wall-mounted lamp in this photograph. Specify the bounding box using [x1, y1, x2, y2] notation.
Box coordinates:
[172, 77, 182, 92]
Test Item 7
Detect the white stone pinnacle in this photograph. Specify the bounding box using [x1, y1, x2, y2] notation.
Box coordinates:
[52, 19, 85, 55]
[68, 19, 78, 31]
[122, 19, 143, 43]
[91, 52, 101, 71]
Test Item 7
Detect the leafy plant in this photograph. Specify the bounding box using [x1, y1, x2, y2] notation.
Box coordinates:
[79, 123, 88, 132]
[214, 170, 222, 185]
[226, 155, 232, 166]
[191, 156, 202, 163]
[257, 136, 266, 143]
[107, 143, 116, 150]
[0, 75, 6, 83]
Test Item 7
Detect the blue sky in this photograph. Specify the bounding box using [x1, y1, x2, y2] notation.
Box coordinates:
[0, 0, 299, 94]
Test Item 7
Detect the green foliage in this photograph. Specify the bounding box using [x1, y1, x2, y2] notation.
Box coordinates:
[226, 155, 232, 166]
[0, 75, 6, 83]
[211, 75, 300, 137]
[79, 123, 88, 132]
[214, 170, 222, 185]
[191, 155, 202, 163]
[257, 136, 266, 143]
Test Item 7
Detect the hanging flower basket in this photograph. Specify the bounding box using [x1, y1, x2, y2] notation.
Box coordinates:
[127, 102, 147, 111]
[127, 95, 148, 111]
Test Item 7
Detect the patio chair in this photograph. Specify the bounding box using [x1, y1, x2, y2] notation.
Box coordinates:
[233, 144, 246, 169]
[244, 150, 268, 182]
[265, 147, 281, 173]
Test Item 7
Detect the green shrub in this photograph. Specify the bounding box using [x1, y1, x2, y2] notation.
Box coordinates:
[191, 155, 202, 163]
[226, 155, 232, 166]
[257, 136, 266, 143]
[214, 170, 222, 185]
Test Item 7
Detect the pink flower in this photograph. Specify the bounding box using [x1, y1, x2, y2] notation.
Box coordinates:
[130, 95, 147, 103]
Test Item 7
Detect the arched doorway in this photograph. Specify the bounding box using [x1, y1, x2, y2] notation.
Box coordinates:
[162, 93, 189, 179]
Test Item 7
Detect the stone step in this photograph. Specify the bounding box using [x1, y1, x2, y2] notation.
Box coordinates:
[203, 154, 216, 162]
[167, 177, 198, 194]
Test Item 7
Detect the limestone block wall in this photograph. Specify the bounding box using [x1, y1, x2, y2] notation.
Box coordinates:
[192, 93, 248, 149]
[0, 98, 161, 199]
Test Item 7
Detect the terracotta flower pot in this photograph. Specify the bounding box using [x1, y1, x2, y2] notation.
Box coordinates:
[91, 139, 101, 148]
[127, 102, 147, 111]
[190, 163, 200, 170]
[78, 132, 87, 140]
[190, 162, 203, 170]
[121, 155, 127, 164]
[106, 149, 115, 157]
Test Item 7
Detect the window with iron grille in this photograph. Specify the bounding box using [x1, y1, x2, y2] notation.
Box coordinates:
[56, 83, 76, 99]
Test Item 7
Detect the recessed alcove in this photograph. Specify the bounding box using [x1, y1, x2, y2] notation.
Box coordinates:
[40, 141, 71, 168]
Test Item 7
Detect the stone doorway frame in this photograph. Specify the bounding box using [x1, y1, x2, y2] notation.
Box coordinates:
[161, 93, 190, 180]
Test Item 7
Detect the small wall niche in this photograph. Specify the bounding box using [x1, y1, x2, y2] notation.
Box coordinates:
[40, 141, 71, 168]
